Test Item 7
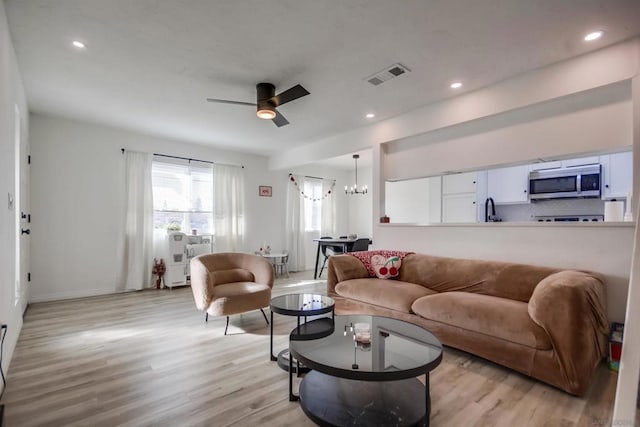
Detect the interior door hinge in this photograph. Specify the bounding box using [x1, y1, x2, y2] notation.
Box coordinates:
[28, 155, 31, 164]
[28, 272, 31, 282]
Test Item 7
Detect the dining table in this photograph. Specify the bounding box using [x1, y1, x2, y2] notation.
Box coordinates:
[311, 238, 358, 279]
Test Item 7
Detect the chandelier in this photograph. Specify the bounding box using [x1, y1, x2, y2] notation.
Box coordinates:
[345, 154, 368, 195]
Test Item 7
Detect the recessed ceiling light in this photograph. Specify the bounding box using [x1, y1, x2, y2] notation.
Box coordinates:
[584, 31, 603, 41]
[72, 40, 86, 49]
[365, 113, 375, 119]
[450, 82, 463, 89]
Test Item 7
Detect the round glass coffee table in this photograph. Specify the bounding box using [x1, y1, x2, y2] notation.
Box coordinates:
[290, 315, 443, 427]
[269, 294, 335, 373]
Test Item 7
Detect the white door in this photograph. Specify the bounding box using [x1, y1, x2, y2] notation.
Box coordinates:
[14, 105, 30, 313]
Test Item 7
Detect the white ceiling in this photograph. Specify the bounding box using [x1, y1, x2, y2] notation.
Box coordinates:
[5, 1, 640, 158]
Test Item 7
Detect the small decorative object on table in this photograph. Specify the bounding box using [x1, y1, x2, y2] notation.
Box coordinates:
[609, 322, 624, 372]
[152, 258, 166, 289]
[348, 233, 357, 240]
[354, 322, 371, 351]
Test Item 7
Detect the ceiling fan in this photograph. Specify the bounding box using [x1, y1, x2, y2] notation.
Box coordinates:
[206, 82, 310, 127]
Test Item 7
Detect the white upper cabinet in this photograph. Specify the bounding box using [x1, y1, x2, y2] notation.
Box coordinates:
[530, 161, 562, 171]
[442, 171, 486, 223]
[487, 164, 531, 204]
[442, 172, 477, 194]
[562, 156, 600, 167]
[530, 156, 600, 171]
[601, 151, 633, 200]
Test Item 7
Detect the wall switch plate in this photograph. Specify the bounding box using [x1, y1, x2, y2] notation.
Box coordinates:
[7, 192, 13, 210]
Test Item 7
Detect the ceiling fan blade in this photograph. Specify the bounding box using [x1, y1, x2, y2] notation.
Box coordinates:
[272, 109, 290, 127]
[272, 84, 310, 107]
[206, 98, 256, 106]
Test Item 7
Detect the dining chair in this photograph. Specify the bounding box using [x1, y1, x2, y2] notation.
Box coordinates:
[319, 236, 344, 277]
[273, 250, 289, 278]
[348, 238, 371, 252]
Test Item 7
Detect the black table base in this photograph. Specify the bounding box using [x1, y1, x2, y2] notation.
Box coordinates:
[299, 371, 429, 427]
[276, 349, 310, 374]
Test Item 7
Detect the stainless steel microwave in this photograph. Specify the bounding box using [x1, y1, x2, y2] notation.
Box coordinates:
[528, 164, 601, 200]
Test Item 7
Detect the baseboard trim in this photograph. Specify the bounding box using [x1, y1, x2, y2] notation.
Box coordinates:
[29, 287, 129, 303]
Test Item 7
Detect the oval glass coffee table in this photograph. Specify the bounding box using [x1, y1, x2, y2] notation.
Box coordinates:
[269, 294, 335, 374]
[290, 315, 442, 427]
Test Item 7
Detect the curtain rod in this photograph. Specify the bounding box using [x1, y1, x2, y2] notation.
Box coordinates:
[289, 172, 334, 181]
[121, 148, 244, 168]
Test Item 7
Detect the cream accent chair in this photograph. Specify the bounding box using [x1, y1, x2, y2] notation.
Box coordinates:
[190, 252, 274, 335]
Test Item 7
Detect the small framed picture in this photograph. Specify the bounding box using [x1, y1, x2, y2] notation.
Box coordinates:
[259, 185, 272, 197]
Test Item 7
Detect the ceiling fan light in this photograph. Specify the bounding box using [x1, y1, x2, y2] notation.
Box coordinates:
[257, 108, 276, 120]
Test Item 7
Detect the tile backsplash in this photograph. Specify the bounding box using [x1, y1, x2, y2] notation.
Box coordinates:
[496, 199, 611, 222]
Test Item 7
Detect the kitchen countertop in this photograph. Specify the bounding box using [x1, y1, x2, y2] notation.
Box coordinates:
[378, 221, 635, 228]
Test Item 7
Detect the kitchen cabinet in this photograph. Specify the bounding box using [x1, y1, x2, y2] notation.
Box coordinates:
[530, 156, 599, 171]
[487, 164, 531, 204]
[442, 172, 477, 194]
[442, 193, 477, 223]
[530, 161, 562, 171]
[442, 171, 486, 223]
[601, 151, 632, 200]
[562, 156, 599, 167]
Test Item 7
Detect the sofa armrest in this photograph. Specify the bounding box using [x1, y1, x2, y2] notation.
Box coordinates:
[245, 255, 276, 289]
[528, 270, 608, 393]
[190, 257, 213, 311]
[327, 255, 369, 295]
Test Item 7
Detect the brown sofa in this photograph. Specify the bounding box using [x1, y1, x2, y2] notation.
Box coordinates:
[327, 253, 609, 395]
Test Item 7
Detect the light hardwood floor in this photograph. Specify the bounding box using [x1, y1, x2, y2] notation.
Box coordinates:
[2, 272, 618, 427]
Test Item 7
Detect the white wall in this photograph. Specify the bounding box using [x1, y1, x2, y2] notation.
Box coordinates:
[270, 38, 639, 171]
[384, 81, 632, 180]
[346, 166, 373, 239]
[29, 114, 351, 300]
[0, 0, 29, 395]
[288, 164, 350, 270]
[385, 177, 430, 224]
[28, 114, 287, 301]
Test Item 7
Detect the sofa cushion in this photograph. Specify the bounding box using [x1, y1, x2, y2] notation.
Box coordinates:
[412, 292, 552, 350]
[371, 255, 401, 279]
[211, 268, 255, 285]
[398, 254, 560, 303]
[208, 282, 272, 316]
[335, 278, 436, 313]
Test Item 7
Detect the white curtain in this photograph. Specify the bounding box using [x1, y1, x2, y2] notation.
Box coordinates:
[120, 151, 154, 290]
[286, 174, 307, 271]
[213, 164, 245, 252]
[321, 179, 337, 237]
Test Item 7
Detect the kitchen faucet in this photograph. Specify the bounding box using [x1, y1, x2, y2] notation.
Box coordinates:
[485, 197, 499, 222]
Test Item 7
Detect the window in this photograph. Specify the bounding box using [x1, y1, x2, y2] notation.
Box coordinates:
[152, 160, 213, 234]
[303, 179, 323, 232]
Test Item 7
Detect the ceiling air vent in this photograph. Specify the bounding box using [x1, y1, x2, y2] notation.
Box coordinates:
[365, 63, 411, 86]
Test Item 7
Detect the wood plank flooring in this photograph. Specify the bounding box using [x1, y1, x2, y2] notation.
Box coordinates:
[1, 272, 618, 427]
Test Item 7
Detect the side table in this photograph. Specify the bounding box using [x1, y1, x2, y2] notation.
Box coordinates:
[269, 294, 335, 374]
